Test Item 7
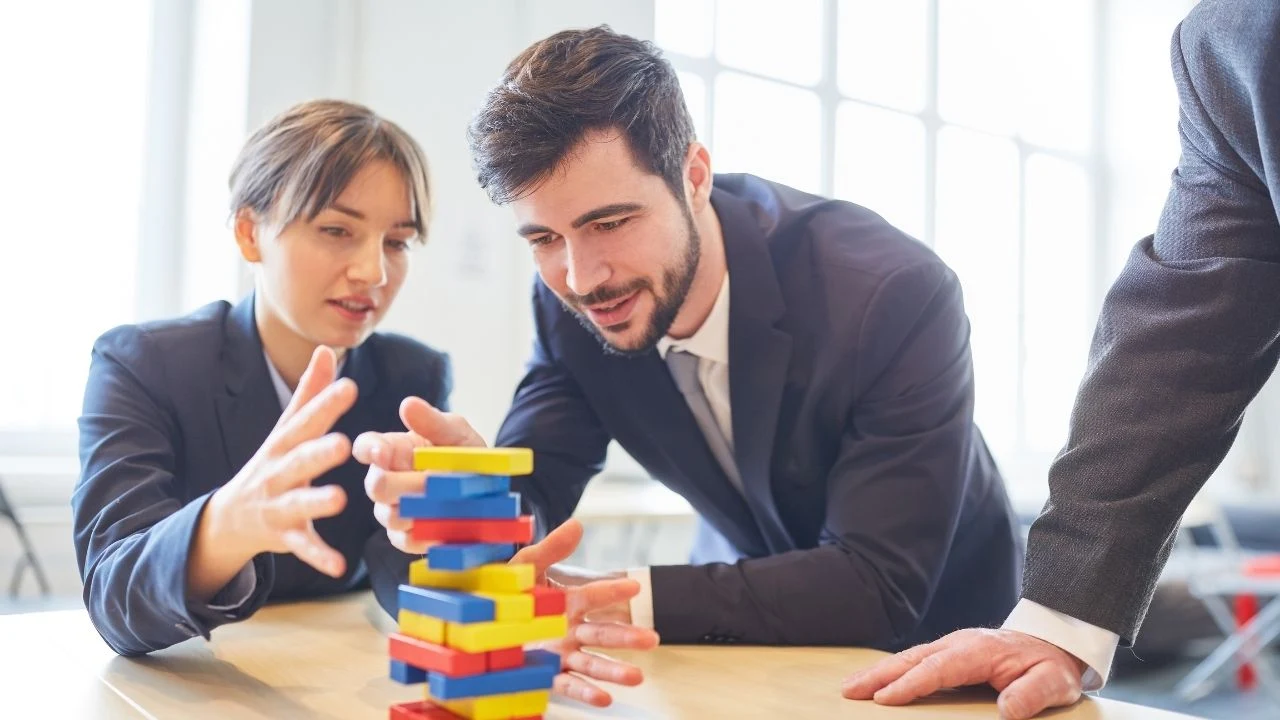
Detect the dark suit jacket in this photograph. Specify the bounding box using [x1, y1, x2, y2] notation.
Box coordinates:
[496, 173, 1023, 649]
[1024, 0, 1280, 645]
[73, 295, 450, 655]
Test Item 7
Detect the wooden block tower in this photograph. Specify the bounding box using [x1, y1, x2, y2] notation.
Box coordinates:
[387, 447, 567, 720]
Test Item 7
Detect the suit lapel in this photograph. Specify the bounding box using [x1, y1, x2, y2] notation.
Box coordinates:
[601, 350, 769, 558]
[715, 188, 796, 554]
[215, 295, 281, 474]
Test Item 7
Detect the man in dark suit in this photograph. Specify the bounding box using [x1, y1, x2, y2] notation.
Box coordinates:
[844, 1, 1280, 717]
[362, 25, 1022, 661]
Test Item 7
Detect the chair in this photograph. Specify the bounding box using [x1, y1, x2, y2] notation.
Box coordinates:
[1173, 497, 1280, 704]
[0, 475, 52, 598]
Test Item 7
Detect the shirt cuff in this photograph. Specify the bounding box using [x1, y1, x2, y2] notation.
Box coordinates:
[206, 563, 258, 613]
[626, 567, 655, 630]
[1003, 598, 1120, 691]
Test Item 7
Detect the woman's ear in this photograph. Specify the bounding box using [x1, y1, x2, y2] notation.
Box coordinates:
[233, 208, 263, 263]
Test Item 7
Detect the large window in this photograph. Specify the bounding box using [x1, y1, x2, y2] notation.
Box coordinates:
[0, 2, 154, 452]
[657, 0, 1105, 493]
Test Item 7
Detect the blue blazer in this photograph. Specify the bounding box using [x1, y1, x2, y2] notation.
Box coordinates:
[74, 295, 450, 655]
[497, 174, 1023, 650]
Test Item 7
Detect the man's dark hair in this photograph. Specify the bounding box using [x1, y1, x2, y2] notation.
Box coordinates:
[467, 25, 696, 205]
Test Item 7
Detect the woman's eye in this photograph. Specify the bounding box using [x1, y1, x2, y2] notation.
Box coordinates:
[320, 226, 351, 238]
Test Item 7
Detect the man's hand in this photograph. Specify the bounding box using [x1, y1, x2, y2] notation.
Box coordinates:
[354, 396, 485, 553]
[841, 628, 1087, 719]
[512, 519, 660, 707]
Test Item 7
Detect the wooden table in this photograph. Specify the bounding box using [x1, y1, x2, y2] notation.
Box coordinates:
[1, 593, 1200, 719]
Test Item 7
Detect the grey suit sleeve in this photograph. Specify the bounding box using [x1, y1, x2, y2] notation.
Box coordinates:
[651, 263, 984, 648]
[73, 329, 274, 656]
[1023, 1, 1280, 644]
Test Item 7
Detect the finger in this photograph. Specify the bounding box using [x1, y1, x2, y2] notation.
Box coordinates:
[571, 621, 660, 652]
[352, 430, 425, 470]
[281, 527, 346, 577]
[564, 578, 641, 621]
[583, 604, 632, 625]
[510, 519, 585, 576]
[269, 433, 352, 492]
[373, 501, 413, 533]
[997, 660, 1083, 720]
[400, 396, 485, 447]
[267, 378, 358, 456]
[842, 637, 949, 699]
[552, 672, 612, 708]
[265, 485, 348, 526]
[365, 465, 430, 506]
[563, 648, 645, 686]
[873, 645, 993, 706]
[276, 346, 336, 426]
[388, 528, 434, 555]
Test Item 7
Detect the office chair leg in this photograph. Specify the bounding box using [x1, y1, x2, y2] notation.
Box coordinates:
[6, 520, 52, 598]
[1175, 598, 1280, 702]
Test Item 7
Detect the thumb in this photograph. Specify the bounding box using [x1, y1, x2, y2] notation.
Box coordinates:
[400, 396, 484, 447]
[511, 519, 584, 577]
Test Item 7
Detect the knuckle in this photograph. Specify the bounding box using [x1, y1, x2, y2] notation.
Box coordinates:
[919, 653, 949, 673]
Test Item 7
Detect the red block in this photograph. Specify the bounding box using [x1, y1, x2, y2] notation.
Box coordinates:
[389, 701, 463, 719]
[485, 646, 525, 671]
[530, 586, 566, 617]
[388, 633, 485, 677]
[411, 516, 534, 544]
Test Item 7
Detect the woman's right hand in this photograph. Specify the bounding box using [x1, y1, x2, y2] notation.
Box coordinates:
[190, 345, 358, 599]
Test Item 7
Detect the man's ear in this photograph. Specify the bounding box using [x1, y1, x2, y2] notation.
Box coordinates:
[684, 142, 714, 213]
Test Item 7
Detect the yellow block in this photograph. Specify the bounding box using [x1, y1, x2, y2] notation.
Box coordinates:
[434, 690, 551, 720]
[445, 614, 568, 654]
[410, 560, 535, 593]
[412, 446, 533, 476]
[397, 609, 445, 644]
[472, 591, 534, 622]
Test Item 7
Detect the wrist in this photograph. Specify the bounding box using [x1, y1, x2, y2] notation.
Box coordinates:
[203, 486, 261, 567]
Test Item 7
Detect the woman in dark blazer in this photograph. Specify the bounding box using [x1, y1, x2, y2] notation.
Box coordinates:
[73, 99, 448, 655]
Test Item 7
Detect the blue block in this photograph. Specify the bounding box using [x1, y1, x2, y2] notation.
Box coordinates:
[390, 659, 427, 685]
[428, 650, 560, 700]
[427, 543, 517, 570]
[398, 584, 494, 623]
[400, 493, 521, 520]
[424, 474, 511, 500]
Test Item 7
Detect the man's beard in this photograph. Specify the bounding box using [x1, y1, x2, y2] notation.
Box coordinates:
[562, 208, 701, 357]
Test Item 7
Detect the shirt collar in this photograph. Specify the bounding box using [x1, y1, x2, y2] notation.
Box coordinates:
[657, 272, 730, 364]
[263, 349, 348, 412]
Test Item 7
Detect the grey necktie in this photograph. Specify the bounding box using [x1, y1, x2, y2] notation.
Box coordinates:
[665, 349, 743, 494]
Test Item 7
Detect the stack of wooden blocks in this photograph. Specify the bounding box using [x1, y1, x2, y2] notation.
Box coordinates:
[387, 447, 567, 720]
